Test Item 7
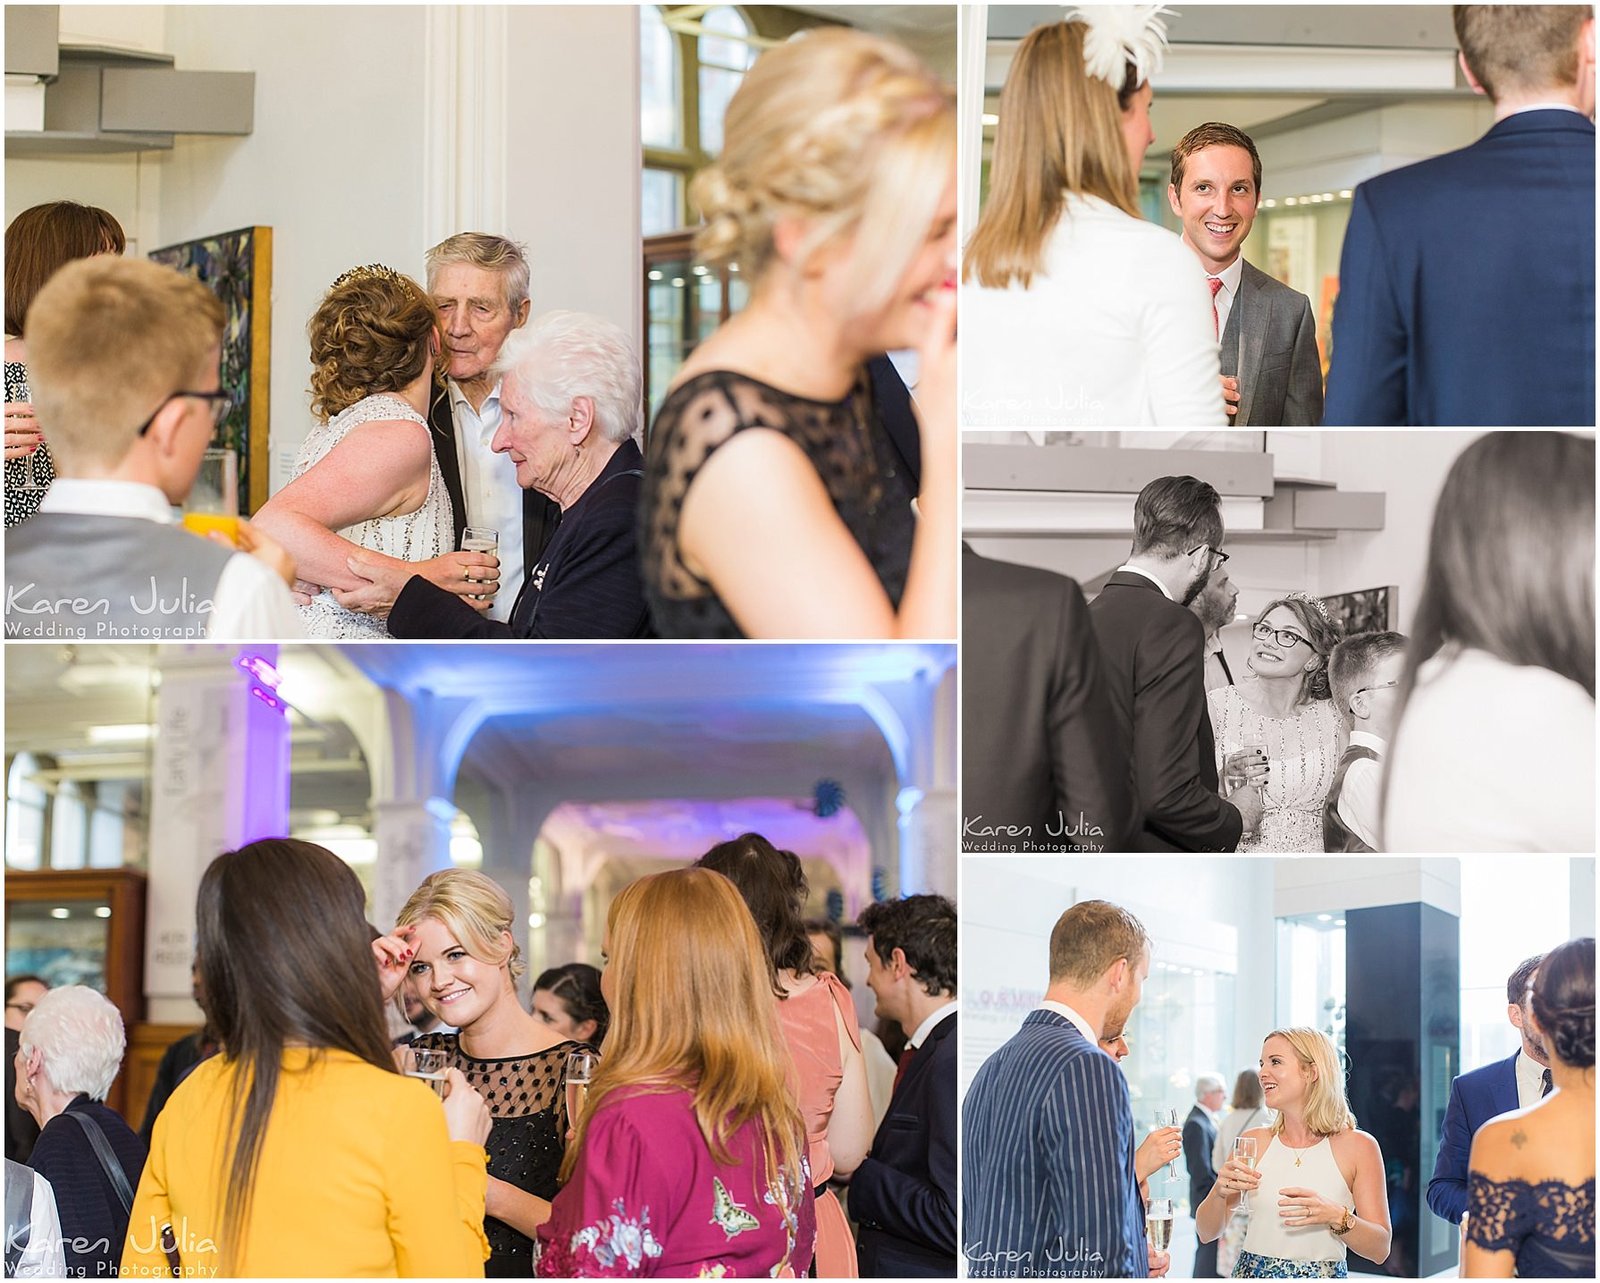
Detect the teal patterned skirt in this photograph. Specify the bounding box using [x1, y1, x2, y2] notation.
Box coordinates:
[1233, 1250, 1348, 1278]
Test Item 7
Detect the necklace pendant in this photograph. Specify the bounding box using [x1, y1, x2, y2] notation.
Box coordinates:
[1295, 1154, 1302, 1167]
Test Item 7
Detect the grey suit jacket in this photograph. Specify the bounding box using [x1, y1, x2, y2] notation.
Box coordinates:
[1219, 260, 1324, 426]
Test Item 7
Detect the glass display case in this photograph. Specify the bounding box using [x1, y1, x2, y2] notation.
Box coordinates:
[643, 230, 749, 423]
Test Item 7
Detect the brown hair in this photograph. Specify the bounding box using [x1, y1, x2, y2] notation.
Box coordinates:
[691, 27, 954, 314]
[965, 20, 1144, 289]
[1132, 475, 1223, 557]
[24, 257, 223, 471]
[560, 869, 805, 1199]
[696, 832, 818, 990]
[1170, 122, 1262, 196]
[1328, 630, 1408, 719]
[1454, 5, 1590, 101]
[1048, 899, 1150, 986]
[196, 839, 396, 1271]
[1230, 1066, 1264, 1110]
[307, 266, 438, 423]
[4, 201, 125, 337]
[1253, 596, 1345, 704]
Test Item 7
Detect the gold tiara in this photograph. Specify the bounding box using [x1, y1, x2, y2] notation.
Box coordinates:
[332, 263, 406, 290]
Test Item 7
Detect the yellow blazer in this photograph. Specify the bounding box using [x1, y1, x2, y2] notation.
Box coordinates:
[121, 1047, 489, 1277]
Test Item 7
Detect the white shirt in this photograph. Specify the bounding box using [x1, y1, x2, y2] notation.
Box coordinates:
[447, 378, 524, 624]
[4, 1164, 66, 1278]
[962, 194, 1226, 427]
[1114, 563, 1175, 601]
[1203, 631, 1232, 694]
[908, 1000, 957, 1050]
[1515, 1049, 1550, 1110]
[1384, 647, 1595, 851]
[37, 479, 305, 640]
[1039, 999, 1099, 1047]
[1335, 729, 1386, 850]
[1206, 254, 1245, 342]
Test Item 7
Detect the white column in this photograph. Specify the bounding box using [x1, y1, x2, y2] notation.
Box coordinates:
[144, 645, 290, 1022]
[959, 4, 988, 238]
[371, 798, 457, 930]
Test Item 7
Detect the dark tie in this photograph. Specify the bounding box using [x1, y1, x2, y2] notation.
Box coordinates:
[1541, 1068, 1553, 1097]
[1208, 276, 1224, 338]
[893, 1044, 918, 1093]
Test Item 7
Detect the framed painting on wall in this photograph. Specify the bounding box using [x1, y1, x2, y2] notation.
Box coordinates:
[1323, 585, 1398, 636]
[148, 226, 273, 513]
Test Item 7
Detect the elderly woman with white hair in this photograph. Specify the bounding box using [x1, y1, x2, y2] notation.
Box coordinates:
[15, 986, 145, 1279]
[335, 309, 652, 638]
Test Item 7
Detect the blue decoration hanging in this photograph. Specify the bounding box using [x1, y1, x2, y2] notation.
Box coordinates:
[825, 888, 844, 923]
[814, 778, 845, 818]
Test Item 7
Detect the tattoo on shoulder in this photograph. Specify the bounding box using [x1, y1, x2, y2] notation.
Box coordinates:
[1509, 1130, 1528, 1149]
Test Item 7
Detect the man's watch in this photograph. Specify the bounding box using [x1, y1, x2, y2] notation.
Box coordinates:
[1330, 1206, 1355, 1236]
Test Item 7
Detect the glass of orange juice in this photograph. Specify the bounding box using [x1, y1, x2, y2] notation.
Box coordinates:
[182, 448, 240, 545]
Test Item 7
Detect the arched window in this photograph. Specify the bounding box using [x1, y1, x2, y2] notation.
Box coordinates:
[640, 5, 761, 235]
[6, 753, 47, 870]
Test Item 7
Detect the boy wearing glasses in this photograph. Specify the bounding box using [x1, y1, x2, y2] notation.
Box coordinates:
[1324, 631, 1408, 851]
[5, 257, 302, 639]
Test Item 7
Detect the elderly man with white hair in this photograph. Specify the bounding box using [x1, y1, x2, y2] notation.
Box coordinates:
[15, 986, 145, 1279]
[1185, 1071, 1227, 1277]
[337, 310, 652, 638]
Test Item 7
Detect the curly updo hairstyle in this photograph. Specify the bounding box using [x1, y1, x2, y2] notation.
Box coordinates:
[1531, 936, 1595, 1071]
[1254, 595, 1344, 704]
[307, 265, 438, 423]
[690, 27, 954, 315]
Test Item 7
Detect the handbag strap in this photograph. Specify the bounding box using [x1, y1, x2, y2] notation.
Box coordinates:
[66, 1108, 135, 1215]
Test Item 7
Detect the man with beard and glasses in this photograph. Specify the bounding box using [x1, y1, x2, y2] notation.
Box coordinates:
[963, 900, 1169, 1278]
[1090, 476, 1259, 850]
[1428, 953, 1552, 1225]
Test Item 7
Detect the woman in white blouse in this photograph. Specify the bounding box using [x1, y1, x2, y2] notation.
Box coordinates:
[962, 11, 1224, 427]
[1384, 432, 1595, 851]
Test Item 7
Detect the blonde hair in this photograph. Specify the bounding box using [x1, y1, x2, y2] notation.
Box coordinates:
[965, 20, 1142, 289]
[396, 869, 524, 983]
[1264, 1027, 1357, 1137]
[692, 27, 954, 315]
[24, 256, 223, 471]
[559, 869, 805, 1199]
[307, 267, 438, 424]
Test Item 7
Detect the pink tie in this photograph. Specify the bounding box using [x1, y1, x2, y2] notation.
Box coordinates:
[1208, 276, 1224, 338]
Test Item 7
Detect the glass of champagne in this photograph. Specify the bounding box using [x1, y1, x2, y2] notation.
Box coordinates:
[1233, 1135, 1258, 1213]
[461, 526, 498, 601]
[1155, 1107, 1179, 1180]
[181, 448, 240, 545]
[566, 1048, 599, 1127]
[1240, 736, 1269, 801]
[1146, 1197, 1173, 1255]
[403, 1046, 449, 1099]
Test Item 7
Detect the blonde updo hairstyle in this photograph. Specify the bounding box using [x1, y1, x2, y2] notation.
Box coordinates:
[1264, 1026, 1357, 1138]
[691, 27, 955, 315]
[396, 869, 524, 985]
[307, 265, 439, 423]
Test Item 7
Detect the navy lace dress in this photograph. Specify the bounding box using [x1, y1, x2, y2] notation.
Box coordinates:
[1467, 1172, 1595, 1277]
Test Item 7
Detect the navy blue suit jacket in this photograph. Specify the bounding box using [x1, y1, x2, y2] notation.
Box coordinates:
[1325, 109, 1595, 426]
[852, 1010, 957, 1277]
[963, 1011, 1146, 1279]
[1426, 1051, 1520, 1225]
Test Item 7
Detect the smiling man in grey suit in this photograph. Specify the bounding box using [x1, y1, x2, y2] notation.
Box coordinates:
[1169, 123, 1324, 426]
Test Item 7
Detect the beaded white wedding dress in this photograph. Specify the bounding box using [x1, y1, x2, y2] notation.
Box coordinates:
[289, 393, 453, 638]
[1209, 685, 1347, 853]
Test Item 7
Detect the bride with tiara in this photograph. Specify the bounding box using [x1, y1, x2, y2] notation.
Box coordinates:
[254, 265, 494, 638]
[1209, 593, 1348, 852]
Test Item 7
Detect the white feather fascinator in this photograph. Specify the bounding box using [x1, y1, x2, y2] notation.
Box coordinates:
[1065, 5, 1173, 89]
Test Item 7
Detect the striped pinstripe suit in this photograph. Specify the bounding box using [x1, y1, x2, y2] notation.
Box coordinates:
[963, 1010, 1146, 1278]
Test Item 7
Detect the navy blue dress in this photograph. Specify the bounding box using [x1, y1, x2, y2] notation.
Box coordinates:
[27, 1095, 147, 1277]
[1467, 1172, 1595, 1277]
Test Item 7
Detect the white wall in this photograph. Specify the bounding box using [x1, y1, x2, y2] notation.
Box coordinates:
[8, 5, 643, 494]
[962, 857, 1277, 1097]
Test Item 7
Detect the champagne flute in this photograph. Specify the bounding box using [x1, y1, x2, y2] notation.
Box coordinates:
[1233, 1135, 1258, 1213]
[1239, 737, 1269, 801]
[566, 1048, 599, 1127]
[403, 1046, 449, 1099]
[461, 525, 498, 601]
[1146, 1197, 1173, 1254]
[1154, 1107, 1179, 1180]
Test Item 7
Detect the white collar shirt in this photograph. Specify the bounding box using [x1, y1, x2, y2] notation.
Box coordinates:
[447, 378, 524, 624]
[908, 1000, 957, 1050]
[37, 479, 304, 639]
[1039, 1000, 1099, 1047]
[1207, 254, 1246, 340]
[1515, 1048, 1550, 1109]
[1116, 563, 1175, 601]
